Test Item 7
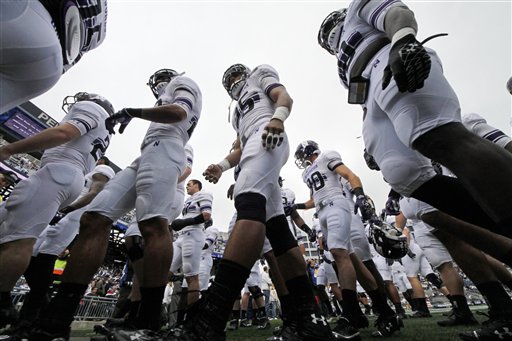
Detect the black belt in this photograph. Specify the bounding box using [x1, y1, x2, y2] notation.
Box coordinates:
[349, 37, 390, 80]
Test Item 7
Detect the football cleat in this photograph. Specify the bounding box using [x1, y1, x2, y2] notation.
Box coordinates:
[226, 319, 239, 331]
[371, 315, 402, 337]
[332, 317, 361, 340]
[459, 317, 512, 341]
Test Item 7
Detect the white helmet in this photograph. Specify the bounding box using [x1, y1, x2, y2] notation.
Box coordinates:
[222, 64, 251, 100]
[369, 220, 408, 259]
[318, 9, 347, 55]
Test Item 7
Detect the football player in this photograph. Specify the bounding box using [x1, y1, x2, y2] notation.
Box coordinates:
[30, 69, 202, 340]
[294, 140, 400, 338]
[188, 63, 333, 341]
[3, 156, 115, 338]
[0, 92, 113, 330]
[0, 0, 108, 114]
[279, 177, 314, 254]
[170, 179, 212, 308]
[318, 2, 512, 240]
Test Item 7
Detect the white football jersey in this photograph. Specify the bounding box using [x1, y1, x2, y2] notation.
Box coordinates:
[41, 101, 111, 175]
[181, 190, 213, 232]
[202, 227, 219, 257]
[336, 0, 406, 88]
[302, 150, 345, 204]
[78, 164, 115, 198]
[143, 76, 202, 148]
[281, 187, 296, 209]
[231, 65, 283, 141]
[176, 144, 194, 196]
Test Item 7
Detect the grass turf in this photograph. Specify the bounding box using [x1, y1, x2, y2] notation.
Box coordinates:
[71, 308, 489, 340]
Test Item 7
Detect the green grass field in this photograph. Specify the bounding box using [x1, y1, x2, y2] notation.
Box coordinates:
[71, 308, 489, 341]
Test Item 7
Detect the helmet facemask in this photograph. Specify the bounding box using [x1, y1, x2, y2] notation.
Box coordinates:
[222, 64, 251, 100]
[62, 92, 114, 116]
[369, 220, 408, 259]
[147, 69, 183, 99]
[318, 9, 347, 55]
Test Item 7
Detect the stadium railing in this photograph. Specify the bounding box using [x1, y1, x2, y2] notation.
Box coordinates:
[11, 289, 118, 321]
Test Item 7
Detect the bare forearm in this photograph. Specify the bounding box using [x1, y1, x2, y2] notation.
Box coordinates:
[140, 105, 187, 124]
[2, 128, 74, 156]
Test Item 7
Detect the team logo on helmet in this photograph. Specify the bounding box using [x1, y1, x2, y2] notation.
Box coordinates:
[368, 220, 408, 259]
[294, 140, 320, 169]
[318, 9, 347, 55]
[62, 92, 115, 116]
[147, 69, 183, 99]
[222, 64, 251, 100]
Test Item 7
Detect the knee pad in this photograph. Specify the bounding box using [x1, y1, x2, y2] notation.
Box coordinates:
[235, 193, 266, 223]
[265, 215, 298, 257]
[127, 236, 144, 262]
[248, 285, 263, 300]
[426, 273, 443, 289]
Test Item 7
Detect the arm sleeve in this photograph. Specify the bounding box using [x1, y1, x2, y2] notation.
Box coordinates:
[359, 0, 411, 31]
[325, 150, 344, 171]
[255, 65, 284, 97]
[65, 102, 102, 135]
[172, 78, 199, 114]
[463, 113, 512, 148]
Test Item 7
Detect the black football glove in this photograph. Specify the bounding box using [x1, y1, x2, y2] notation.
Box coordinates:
[382, 34, 431, 93]
[385, 196, 401, 216]
[105, 108, 141, 134]
[354, 195, 376, 221]
[307, 229, 317, 243]
[363, 149, 380, 171]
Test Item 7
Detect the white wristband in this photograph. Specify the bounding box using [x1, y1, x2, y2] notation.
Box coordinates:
[391, 27, 416, 46]
[271, 106, 290, 122]
[217, 159, 231, 172]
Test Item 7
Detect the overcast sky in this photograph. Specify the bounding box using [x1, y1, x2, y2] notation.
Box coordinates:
[31, 0, 511, 232]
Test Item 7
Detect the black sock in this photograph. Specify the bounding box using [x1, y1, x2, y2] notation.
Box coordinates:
[476, 281, 512, 317]
[334, 300, 343, 316]
[278, 293, 296, 322]
[501, 248, 512, 268]
[417, 297, 430, 314]
[394, 303, 405, 314]
[257, 307, 266, 318]
[285, 275, 317, 315]
[197, 259, 250, 333]
[241, 310, 247, 319]
[446, 294, 454, 307]
[0, 292, 11, 307]
[137, 286, 165, 330]
[340, 289, 360, 325]
[367, 290, 395, 317]
[127, 300, 141, 324]
[451, 295, 471, 315]
[39, 283, 88, 332]
[24, 254, 57, 295]
[231, 309, 240, 320]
